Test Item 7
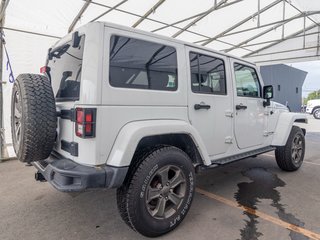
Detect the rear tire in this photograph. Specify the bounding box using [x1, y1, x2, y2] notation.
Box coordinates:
[116, 146, 195, 237]
[275, 126, 305, 171]
[313, 108, 320, 119]
[11, 74, 57, 163]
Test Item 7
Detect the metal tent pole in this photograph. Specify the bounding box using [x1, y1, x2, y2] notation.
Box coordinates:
[0, 0, 9, 160]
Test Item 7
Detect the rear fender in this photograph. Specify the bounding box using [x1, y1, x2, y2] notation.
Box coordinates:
[106, 120, 210, 167]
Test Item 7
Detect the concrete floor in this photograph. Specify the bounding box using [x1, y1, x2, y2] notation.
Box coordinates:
[0, 117, 319, 240]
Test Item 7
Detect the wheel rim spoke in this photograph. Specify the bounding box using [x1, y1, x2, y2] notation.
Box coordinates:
[158, 166, 170, 185]
[291, 134, 304, 164]
[147, 188, 161, 202]
[168, 192, 183, 206]
[169, 170, 185, 188]
[13, 91, 22, 145]
[152, 197, 166, 217]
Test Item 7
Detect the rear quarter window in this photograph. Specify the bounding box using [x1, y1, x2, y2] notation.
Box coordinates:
[109, 35, 178, 91]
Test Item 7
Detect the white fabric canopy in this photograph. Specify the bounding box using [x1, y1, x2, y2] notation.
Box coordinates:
[2, 0, 320, 154]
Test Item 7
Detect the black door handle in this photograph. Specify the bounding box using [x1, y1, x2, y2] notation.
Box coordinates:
[194, 103, 211, 110]
[236, 104, 247, 110]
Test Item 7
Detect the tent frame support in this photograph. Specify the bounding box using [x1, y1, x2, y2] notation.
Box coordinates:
[132, 0, 166, 28]
[0, 0, 9, 160]
[221, 30, 320, 49]
[151, 0, 244, 34]
[243, 23, 318, 58]
[87, 0, 253, 52]
[201, 0, 283, 46]
[89, 0, 128, 23]
[68, 0, 92, 33]
[224, 11, 320, 53]
[171, 0, 243, 38]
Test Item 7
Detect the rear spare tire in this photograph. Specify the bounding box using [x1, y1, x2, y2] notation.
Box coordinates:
[11, 74, 57, 163]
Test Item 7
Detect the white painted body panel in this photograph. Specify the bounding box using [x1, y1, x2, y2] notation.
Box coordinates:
[49, 22, 307, 168]
[271, 112, 308, 146]
[186, 46, 234, 158]
[107, 120, 210, 167]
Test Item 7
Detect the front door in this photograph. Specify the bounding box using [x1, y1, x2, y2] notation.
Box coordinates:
[231, 60, 266, 149]
[187, 47, 233, 157]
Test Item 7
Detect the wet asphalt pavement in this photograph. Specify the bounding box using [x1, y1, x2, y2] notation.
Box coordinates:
[0, 117, 319, 240]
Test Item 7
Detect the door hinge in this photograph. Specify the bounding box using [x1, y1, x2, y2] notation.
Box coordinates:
[225, 111, 233, 118]
[264, 131, 274, 137]
[225, 136, 233, 144]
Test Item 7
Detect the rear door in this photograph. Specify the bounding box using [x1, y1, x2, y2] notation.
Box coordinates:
[231, 59, 266, 149]
[46, 35, 85, 159]
[187, 46, 233, 157]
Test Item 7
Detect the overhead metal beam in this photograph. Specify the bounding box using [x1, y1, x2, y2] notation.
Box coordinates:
[90, 0, 128, 22]
[201, 0, 283, 46]
[68, 0, 91, 33]
[132, 0, 166, 28]
[220, 30, 320, 49]
[285, 0, 320, 27]
[243, 23, 318, 58]
[0, 0, 8, 21]
[197, 12, 319, 42]
[254, 54, 320, 64]
[171, 0, 225, 38]
[1, 26, 61, 39]
[243, 45, 320, 58]
[87, 0, 253, 52]
[282, 0, 285, 39]
[171, 0, 244, 38]
[224, 12, 320, 53]
[152, 0, 244, 34]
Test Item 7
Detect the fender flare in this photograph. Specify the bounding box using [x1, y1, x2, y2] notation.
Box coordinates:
[106, 120, 210, 167]
[271, 112, 307, 146]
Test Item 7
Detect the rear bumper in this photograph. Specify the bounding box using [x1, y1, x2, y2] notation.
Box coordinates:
[32, 153, 128, 192]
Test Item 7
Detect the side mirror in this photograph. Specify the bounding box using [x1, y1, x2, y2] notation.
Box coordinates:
[263, 85, 273, 107]
[72, 31, 81, 48]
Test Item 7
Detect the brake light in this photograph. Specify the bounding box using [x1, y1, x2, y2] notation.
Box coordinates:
[40, 66, 47, 74]
[75, 108, 96, 138]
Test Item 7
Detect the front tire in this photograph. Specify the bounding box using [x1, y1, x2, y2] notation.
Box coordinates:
[313, 108, 320, 119]
[117, 146, 195, 237]
[275, 126, 305, 171]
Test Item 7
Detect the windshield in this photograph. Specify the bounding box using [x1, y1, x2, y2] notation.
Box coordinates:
[48, 35, 85, 102]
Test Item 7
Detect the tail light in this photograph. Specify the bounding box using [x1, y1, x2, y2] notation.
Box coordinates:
[40, 66, 47, 74]
[75, 108, 96, 138]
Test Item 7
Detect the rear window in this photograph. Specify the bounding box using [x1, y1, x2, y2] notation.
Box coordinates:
[48, 36, 85, 101]
[109, 35, 178, 91]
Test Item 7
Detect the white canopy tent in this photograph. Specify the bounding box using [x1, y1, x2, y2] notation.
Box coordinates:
[1, 0, 320, 158]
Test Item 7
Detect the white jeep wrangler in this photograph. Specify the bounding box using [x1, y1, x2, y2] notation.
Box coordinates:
[11, 22, 307, 237]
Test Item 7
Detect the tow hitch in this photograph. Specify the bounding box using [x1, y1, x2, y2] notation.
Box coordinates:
[35, 171, 46, 182]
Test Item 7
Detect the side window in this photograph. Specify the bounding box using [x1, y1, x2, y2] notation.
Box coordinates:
[190, 52, 226, 95]
[234, 63, 261, 97]
[109, 35, 178, 91]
